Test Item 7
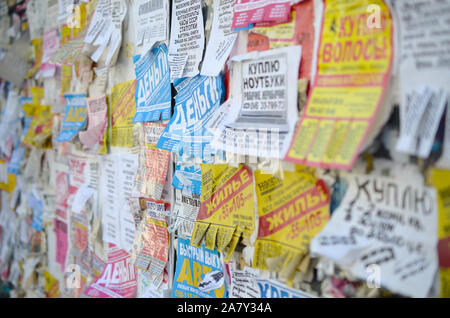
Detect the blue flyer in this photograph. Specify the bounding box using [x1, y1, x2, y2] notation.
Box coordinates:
[29, 193, 43, 232]
[56, 94, 88, 142]
[133, 43, 171, 122]
[172, 165, 202, 196]
[156, 75, 224, 160]
[172, 237, 227, 298]
[8, 146, 25, 174]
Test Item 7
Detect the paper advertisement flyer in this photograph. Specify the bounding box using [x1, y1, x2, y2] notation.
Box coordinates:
[135, 123, 171, 200]
[132, 200, 169, 279]
[79, 94, 108, 150]
[219, 45, 301, 159]
[169, 189, 201, 239]
[100, 154, 139, 252]
[156, 75, 224, 160]
[430, 169, 450, 298]
[231, 0, 291, 30]
[252, 166, 330, 276]
[172, 237, 227, 298]
[84, 243, 137, 298]
[168, 0, 205, 79]
[285, 0, 393, 170]
[134, 0, 169, 52]
[56, 94, 88, 142]
[54, 218, 68, 271]
[310, 173, 438, 298]
[191, 164, 255, 254]
[247, 0, 316, 81]
[172, 164, 202, 196]
[133, 43, 171, 122]
[229, 267, 316, 298]
[200, 0, 238, 77]
[110, 80, 137, 148]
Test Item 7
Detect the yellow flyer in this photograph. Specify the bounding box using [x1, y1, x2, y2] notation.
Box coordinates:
[109, 80, 137, 148]
[252, 166, 330, 277]
[44, 271, 60, 298]
[26, 38, 43, 78]
[22, 107, 53, 148]
[0, 163, 16, 193]
[430, 169, 450, 298]
[285, 0, 393, 170]
[191, 164, 255, 255]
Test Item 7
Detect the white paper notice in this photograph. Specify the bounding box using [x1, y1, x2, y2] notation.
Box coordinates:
[168, 0, 205, 78]
[100, 154, 139, 252]
[395, 87, 432, 154]
[58, 0, 74, 22]
[213, 46, 301, 159]
[71, 182, 95, 214]
[200, 0, 237, 76]
[134, 0, 169, 53]
[416, 88, 448, 158]
[310, 173, 438, 298]
[395, 0, 450, 150]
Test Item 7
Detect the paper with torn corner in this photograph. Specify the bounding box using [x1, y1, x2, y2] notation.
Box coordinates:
[200, 0, 237, 77]
[134, 0, 169, 53]
[191, 164, 255, 255]
[168, 0, 205, 79]
[132, 199, 169, 279]
[79, 94, 108, 150]
[172, 237, 227, 298]
[396, 87, 447, 158]
[56, 94, 88, 142]
[252, 167, 330, 279]
[156, 75, 224, 161]
[84, 0, 127, 65]
[285, 0, 393, 170]
[84, 0, 112, 45]
[133, 44, 172, 122]
[310, 173, 438, 298]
